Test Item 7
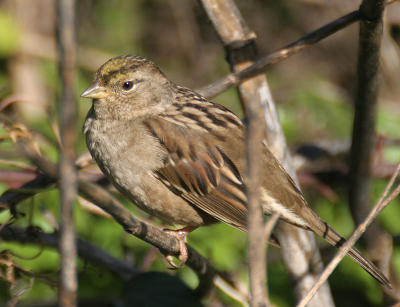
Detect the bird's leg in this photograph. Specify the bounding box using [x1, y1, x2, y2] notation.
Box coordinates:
[162, 226, 197, 269]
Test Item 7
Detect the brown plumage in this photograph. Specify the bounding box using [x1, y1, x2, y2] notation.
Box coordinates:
[81, 55, 391, 287]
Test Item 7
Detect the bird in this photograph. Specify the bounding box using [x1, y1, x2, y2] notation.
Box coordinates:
[81, 54, 391, 287]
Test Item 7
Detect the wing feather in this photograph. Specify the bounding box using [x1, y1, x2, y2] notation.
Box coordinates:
[145, 107, 249, 231]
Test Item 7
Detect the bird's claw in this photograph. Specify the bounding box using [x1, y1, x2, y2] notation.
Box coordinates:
[162, 228, 191, 269]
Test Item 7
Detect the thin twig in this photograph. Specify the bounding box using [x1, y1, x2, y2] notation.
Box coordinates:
[376, 164, 400, 214]
[200, 1, 268, 305]
[2, 221, 248, 305]
[197, 10, 359, 98]
[0, 226, 140, 281]
[244, 61, 269, 306]
[197, 0, 396, 99]
[264, 213, 280, 247]
[298, 163, 400, 307]
[0, 159, 37, 172]
[56, 0, 78, 305]
[0, 174, 55, 213]
[214, 275, 249, 307]
[1, 221, 248, 303]
[263, 212, 279, 305]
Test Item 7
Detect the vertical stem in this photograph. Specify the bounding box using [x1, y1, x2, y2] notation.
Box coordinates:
[202, 0, 333, 306]
[200, 1, 268, 305]
[245, 68, 268, 307]
[56, 0, 78, 306]
[349, 0, 385, 236]
[200, 1, 334, 306]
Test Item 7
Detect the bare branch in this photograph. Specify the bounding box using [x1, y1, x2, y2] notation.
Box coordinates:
[348, 0, 387, 251]
[2, 123, 217, 297]
[0, 174, 54, 210]
[298, 163, 400, 307]
[200, 1, 269, 305]
[0, 115, 260, 299]
[197, 0, 397, 99]
[55, 0, 78, 305]
[199, 1, 337, 306]
[0, 226, 139, 281]
[197, 10, 359, 98]
[264, 213, 280, 249]
[81, 180, 218, 296]
[214, 275, 250, 307]
[349, 0, 386, 224]
[346, 2, 400, 300]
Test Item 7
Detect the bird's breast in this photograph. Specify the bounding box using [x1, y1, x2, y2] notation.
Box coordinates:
[83, 117, 211, 226]
[85, 118, 162, 194]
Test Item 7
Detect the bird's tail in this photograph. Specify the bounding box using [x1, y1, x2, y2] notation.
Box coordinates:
[320, 222, 391, 288]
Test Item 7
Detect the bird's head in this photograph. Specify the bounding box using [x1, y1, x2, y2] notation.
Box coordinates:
[81, 55, 174, 120]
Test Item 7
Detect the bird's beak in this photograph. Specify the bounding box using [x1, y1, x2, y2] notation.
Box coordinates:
[81, 82, 108, 99]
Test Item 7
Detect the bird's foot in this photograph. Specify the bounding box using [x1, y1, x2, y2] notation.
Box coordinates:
[162, 226, 197, 269]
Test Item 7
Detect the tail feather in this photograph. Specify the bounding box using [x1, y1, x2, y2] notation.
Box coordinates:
[347, 247, 391, 287]
[321, 222, 391, 288]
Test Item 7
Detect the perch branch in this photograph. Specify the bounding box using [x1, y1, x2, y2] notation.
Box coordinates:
[2, 121, 217, 297]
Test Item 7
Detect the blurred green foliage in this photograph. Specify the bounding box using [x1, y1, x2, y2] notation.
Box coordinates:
[0, 11, 19, 57]
[0, 1, 399, 306]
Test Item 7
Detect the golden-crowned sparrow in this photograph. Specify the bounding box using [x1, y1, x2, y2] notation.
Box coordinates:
[81, 55, 390, 287]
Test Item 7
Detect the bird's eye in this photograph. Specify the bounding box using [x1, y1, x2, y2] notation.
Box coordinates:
[122, 81, 133, 90]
